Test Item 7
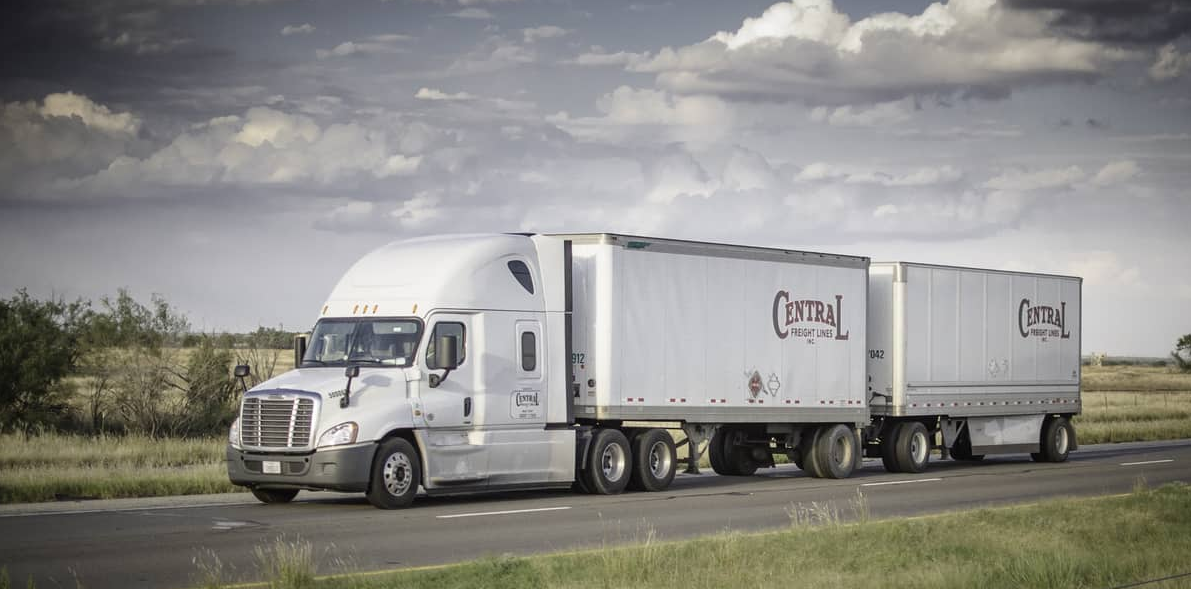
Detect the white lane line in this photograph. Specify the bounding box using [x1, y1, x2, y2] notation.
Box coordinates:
[436, 506, 571, 519]
[1120, 459, 1175, 466]
[860, 478, 942, 487]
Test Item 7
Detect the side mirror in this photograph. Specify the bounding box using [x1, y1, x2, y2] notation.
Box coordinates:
[234, 364, 251, 378]
[341, 365, 360, 408]
[344, 365, 360, 379]
[294, 334, 309, 368]
[431, 335, 459, 370]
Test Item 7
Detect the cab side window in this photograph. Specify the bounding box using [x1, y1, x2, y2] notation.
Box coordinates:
[425, 322, 466, 367]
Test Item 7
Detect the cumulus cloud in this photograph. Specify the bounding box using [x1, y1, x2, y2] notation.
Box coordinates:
[280, 24, 316, 36]
[448, 8, 494, 19]
[415, 87, 476, 101]
[630, 0, 1139, 105]
[983, 165, 1085, 191]
[522, 26, 570, 43]
[38, 92, 141, 135]
[1149, 43, 1191, 81]
[1091, 160, 1140, 186]
[316, 34, 411, 58]
[796, 162, 963, 186]
[548, 86, 735, 147]
[810, 98, 914, 126]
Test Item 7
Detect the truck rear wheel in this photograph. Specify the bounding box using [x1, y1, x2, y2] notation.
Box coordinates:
[366, 437, 421, 509]
[1032, 417, 1073, 463]
[581, 429, 631, 494]
[628, 429, 677, 492]
[801, 426, 826, 478]
[893, 421, 931, 473]
[811, 424, 857, 479]
[251, 488, 298, 504]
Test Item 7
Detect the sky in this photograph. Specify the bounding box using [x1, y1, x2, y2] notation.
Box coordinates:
[1, 0, 1189, 357]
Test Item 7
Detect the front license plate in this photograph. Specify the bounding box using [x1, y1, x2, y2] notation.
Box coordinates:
[262, 461, 282, 474]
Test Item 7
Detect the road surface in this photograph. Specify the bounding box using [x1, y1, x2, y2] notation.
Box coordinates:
[1, 439, 1188, 589]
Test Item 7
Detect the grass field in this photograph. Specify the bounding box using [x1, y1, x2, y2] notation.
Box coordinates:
[162, 483, 1191, 589]
[2, 365, 1189, 504]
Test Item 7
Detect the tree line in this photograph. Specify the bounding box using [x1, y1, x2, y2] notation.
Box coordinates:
[0, 289, 298, 437]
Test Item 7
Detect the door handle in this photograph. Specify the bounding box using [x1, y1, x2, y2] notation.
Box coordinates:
[463, 397, 472, 417]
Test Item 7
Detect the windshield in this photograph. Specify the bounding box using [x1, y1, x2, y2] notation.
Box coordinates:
[302, 318, 422, 368]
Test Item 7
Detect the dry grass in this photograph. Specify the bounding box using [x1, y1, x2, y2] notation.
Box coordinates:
[1082, 364, 1191, 392]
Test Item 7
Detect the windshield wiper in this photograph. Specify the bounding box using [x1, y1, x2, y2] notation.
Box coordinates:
[346, 356, 386, 364]
[301, 359, 326, 366]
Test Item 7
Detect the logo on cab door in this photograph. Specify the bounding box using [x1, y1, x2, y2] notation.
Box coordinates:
[772, 291, 850, 342]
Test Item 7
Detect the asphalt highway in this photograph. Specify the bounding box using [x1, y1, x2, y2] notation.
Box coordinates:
[2, 439, 1189, 589]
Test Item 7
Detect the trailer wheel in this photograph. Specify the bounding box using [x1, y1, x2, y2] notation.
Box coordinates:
[581, 429, 631, 494]
[950, 435, 984, 462]
[366, 437, 421, 509]
[251, 488, 298, 504]
[812, 425, 857, 479]
[892, 422, 930, 473]
[800, 427, 826, 478]
[628, 429, 677, 492]
[880, 423, 902, 473]
[708, 428, 733, 475]
[714, 427, 760, 476]
[1033, 417, 1074, 463]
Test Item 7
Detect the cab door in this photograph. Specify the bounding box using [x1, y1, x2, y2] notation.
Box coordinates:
[415, 313, 488, 487]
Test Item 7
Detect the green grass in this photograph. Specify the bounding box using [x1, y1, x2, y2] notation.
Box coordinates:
[0, 433, 235, 503]
[194, 484, 1191, 589]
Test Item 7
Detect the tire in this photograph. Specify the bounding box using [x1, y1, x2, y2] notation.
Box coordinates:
[366, 437, 421, 509]
[715, 427, 760, 476]
[628, 429, 677, 492]
[581, 429, 631, 495]
[880, 422, 902, 473]
[950, 435, 984, 462]
[812, 424, 858, 479]
[708, 428, 734, 476]
[1037, 417, 1074, 463]
[801, 427, 826, 478]
[251, 488, 298, 504]
[893, 421, 931, 474]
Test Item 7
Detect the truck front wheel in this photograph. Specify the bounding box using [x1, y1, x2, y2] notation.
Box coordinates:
[581, 429, 631, 494]
[366, 437, 421, 509]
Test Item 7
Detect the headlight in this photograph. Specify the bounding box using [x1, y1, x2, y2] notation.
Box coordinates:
[229, 417, 242, 449]
[317, 422, 358, 448]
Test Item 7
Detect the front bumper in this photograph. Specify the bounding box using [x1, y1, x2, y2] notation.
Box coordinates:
[226, 443, 375, 492]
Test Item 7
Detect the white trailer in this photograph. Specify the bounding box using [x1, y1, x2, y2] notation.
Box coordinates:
[865, 262, 1082, 472]
[225, 234, 1082, 509]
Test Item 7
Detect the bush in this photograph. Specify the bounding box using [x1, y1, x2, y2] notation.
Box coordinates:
[0, 291, 89, 434]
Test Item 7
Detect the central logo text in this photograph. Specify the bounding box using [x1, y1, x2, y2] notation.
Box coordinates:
[772, 291, 850, 341]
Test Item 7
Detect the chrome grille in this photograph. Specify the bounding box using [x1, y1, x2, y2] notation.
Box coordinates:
[241, 395, 316, 449]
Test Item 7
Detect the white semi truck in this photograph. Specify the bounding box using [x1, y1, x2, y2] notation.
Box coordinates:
[227, 233, 1082, 508]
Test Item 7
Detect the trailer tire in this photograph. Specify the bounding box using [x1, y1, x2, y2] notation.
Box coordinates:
[718, 427, 760, 476]
[812, 424, 857, 479]
[801, 427, 826, 478]
[628, 429, 677, 492]
[251, 488, 298, 504]
[1034, 417, 1074, 463]
[893, 421, 931, 474]
[582, 429, 631, 495]
[708, 428, 734, 475]
[880, 423, 902, 473]
[950, 435, 984, 462]
[366, 437, 421, 509]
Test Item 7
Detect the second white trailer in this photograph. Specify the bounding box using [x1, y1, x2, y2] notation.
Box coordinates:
[866, 262, 1082, 472]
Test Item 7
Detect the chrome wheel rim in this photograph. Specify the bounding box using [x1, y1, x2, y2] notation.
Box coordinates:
[910, 431, 928, 465]
[1056, 425, 1069, 455]
[601, 442, 626, 482]
[648, 441, 672, 479]
[383, 452, 413, 496]
[831, 432, 853, 467]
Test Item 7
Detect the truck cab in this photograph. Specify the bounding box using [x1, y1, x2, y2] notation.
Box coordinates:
[227, 234, 576, 508]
